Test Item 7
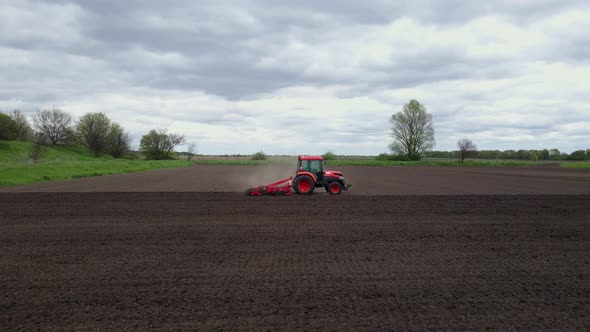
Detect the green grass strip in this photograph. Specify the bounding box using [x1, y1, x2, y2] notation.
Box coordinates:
[0, 160, 193, 187]
[325, 160, 540, 167]
[560, 162, 590, 169]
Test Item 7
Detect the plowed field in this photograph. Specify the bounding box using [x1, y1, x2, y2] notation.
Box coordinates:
[1, 192, 589, 330]
[2, 164, 589, 329]
[3, 164, 590, 194]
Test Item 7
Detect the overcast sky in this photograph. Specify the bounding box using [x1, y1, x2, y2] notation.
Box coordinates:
[1, 0, 589, 154]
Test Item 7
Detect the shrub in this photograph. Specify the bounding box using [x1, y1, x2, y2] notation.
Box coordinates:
[251, 151, 267, 160]
[28, 133, 47, 162]
[376, 153, 391, 161]
[76, 112, 111, 157]
[322, 151, 336, 160]
[122, 151, 142, 160]
[107, 123, 131, 158]
[140, 129, 185, 160]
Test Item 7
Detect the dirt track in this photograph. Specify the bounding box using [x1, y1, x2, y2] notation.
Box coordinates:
[2, 164, 590, 194]
[1, 193, 589, 330]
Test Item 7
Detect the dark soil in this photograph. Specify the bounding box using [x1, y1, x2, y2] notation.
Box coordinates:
[1, 193, 589, 330]
[3, 164, 590, 194]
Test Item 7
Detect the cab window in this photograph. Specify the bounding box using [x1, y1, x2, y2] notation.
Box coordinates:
[310, 160, 322, 173]
[300, 160, 310, 171]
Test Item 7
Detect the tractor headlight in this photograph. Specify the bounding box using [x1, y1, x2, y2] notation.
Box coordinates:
[339, 176, 344, 180]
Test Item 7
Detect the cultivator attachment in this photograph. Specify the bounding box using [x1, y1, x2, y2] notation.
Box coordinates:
[247, 177, 293, 196]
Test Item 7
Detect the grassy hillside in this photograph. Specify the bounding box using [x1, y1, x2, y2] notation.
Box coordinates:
[0, 141, 194, 186]
[0, 141, 103, 163]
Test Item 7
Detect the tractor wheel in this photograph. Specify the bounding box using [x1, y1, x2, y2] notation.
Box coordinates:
[293, 175, 315, 195]
[328, 182, 342, 195]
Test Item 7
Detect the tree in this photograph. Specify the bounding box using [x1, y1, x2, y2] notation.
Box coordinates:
[516, 149, 530, 159]
[476, 150, 502, 159]
[140, 129, 185, 160]
[503, 150, 516, 159]
[0, 112, 17, 140]
[32, 107, 73, 145]
[107, 123, 131, 158]
[10, 110, 33, 141]
[457, 138, 477, 163]
[168, 133, 185, 149]
[76, 112, 112, 157]
[389, 99, 435, 161]
[568, 150, 587, 161]
[186, 143, 197, 161]
[549, 149, 561, 160]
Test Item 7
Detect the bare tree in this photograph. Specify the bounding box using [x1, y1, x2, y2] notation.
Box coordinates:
[187, 143, 197, 161]
[457, 138, 477, 163]
[28, 133, 47, 162]
[170, 134, 184, 144]
[389, 99, 435, 160]
[107, 123, 131, 158]
[139, 129, 186, 160]
[167, 133, 186, 157]
[76, 112, 112, 157]
[10, 110, 33, 141]
[32, 107, 73, 145]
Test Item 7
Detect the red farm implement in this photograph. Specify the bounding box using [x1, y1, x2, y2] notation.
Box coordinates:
[247, 177, 293, 196]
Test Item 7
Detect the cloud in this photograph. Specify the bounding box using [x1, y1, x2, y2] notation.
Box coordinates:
[0, 0, 589, 154]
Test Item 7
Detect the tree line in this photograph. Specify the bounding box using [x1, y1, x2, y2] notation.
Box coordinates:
[3, 102, 585, 163]
[0, 107, 192, 161]
[425, 148, 590, 161]
[386, 99, 588, 162]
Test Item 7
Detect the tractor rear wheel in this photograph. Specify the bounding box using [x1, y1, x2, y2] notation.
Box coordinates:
[293, 175, 315, 195]
[328, 182, 342, 195]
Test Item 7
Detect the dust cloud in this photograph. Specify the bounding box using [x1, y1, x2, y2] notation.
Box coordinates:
[226, 163, 296, 191]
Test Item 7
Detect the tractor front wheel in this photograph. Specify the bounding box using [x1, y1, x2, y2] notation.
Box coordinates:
[293, 175, 315, 195]
[328, 182, 342, 195]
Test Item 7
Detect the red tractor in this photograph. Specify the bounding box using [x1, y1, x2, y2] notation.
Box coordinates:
[292, 155, 350, 195]
[248, 155, 351, 196]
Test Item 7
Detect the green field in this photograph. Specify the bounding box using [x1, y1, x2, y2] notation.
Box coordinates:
[560, 162, 590, 169]
[0, 160, 197, 187]
[324, 159, 541, 167]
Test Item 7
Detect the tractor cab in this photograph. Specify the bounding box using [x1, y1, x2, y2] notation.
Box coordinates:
[297, 156, 324, 184]
[293, 155, 350, 195]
